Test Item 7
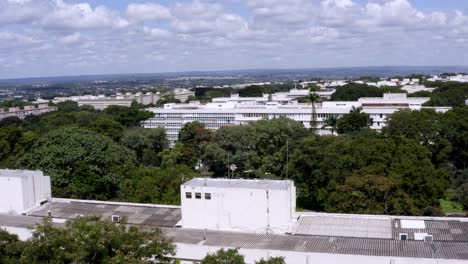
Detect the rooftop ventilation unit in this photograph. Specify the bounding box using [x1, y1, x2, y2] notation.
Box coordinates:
[424, 235, 434, 242]
[399, 233, 408, 241]
[111, 215, 121, 223]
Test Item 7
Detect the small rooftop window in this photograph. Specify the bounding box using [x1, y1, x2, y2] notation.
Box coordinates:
[185, 192, 192, 199]
[205, 193, 211, 200]
[195, 192, 201, 199]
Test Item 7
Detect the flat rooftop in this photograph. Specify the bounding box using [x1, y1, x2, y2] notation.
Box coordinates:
[0, 169, 44, 178]
[28, 199, 181, 227]
[182, 178, 294, 190]
[1, 198, 468, 261]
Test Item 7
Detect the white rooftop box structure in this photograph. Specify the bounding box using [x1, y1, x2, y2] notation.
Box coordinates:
[0, 170, 51, 214]
[181, 178, 296, 234]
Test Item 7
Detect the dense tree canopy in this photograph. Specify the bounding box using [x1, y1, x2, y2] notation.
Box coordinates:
[19, 127, 136, 200]
[424, 81, 468, 106]
[238, 85, 264, 97]
[331, 83, 383, 101]
[336, 107, 373, 134]
[201, 248, 285, 264]
[289, 135, 448, 215]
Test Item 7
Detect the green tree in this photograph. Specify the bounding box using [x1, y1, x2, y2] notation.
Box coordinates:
[178, 122, 213, 161]
[19, 216, 176, 264]
[336, 107, 372, 134]
[308, 92, 321, 132]
[256, 257, 286, 264]
[19, 127, 136, 200]
[238, 85, 264, 97]
[89, 115, 124, 141]
[201, 248, 246, 264]
[102, 105, 154, 127]
[383, 109, 450, 165]
[121, 127, 169, 166]
[289, 135, 447, 215]
[322, 115, 339, 135]
[56, 100, 79, 112]
[0, 116, 23, 127]
[331, 83, 383, 101]
[424, 81, 468, 106]
[442, 106, 468, 169]
[0, 229, 24, 264]
[121, 165, 196, 205]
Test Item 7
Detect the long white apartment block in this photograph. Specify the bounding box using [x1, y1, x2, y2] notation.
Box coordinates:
[52, 92, 160, 110]
[142, 93, 451, 144]
[0, 104, 57, 120]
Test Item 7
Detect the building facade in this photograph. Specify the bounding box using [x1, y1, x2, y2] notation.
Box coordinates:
[181, 178, 296, 234]
[0, 170, 51, 214]
[0, 104, 57, 120]
[52, 92, 160, 110]
[142, 93, 451, 145]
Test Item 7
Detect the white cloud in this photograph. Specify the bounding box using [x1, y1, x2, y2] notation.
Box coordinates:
[1, 0, 468, 78]
[126, 3, 171, 23]
[60, 32, 82, 44]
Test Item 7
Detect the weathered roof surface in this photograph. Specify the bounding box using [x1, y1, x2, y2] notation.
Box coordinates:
[183, 178, 293, 190]
[29, 200, 181, 227]
[0, 213, 42, 228]
[392, 219, 468, 242]
[163, 227, 468, 260]
[294, 216, 393, 239]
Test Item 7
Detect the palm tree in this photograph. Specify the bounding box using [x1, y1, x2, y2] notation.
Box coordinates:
[322, 115, 339, 135]
[308, 92, 321, 132]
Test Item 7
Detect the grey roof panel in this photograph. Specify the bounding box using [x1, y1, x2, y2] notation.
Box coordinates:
[163, 228, 468, 260]
[28, 201, 181, 227]
[293, 216, 393, 239]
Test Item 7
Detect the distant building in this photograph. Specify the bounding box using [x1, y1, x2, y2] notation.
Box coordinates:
[0, 104, 57, 120]
[173, 89, 195, 102]
[142, 93, 451, 145]
[0, 170, 51, 214]
[53, 92, 160, 110]
[181, 178, 296, 234]
[77, 98, 134, 110]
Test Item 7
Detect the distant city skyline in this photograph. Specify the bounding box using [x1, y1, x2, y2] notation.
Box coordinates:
[1, 0, 468, 79]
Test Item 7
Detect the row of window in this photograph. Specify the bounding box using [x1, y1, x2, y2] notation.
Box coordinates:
[186, 192, 211, 200]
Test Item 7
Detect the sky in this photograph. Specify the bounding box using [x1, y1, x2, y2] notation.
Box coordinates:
[1, 0, 468, 79]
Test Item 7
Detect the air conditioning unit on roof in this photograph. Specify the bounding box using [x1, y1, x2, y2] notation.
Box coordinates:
[111, 215, 121, 223]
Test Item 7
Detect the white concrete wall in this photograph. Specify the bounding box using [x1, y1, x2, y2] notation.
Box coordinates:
[0, 177, 24, 214]
[181, 183, 295, 233]
[0, 170, 51, 214]
[0, 226, 33, 240]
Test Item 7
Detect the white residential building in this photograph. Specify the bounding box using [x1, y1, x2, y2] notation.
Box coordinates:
[142, 93, 451, 144]
[0, 104, 57, 120]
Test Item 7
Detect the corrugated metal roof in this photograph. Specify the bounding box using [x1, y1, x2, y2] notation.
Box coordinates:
[392, 219, 468, 242]
[163, 228, 468, 260]
[293, 216, 392, 239]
